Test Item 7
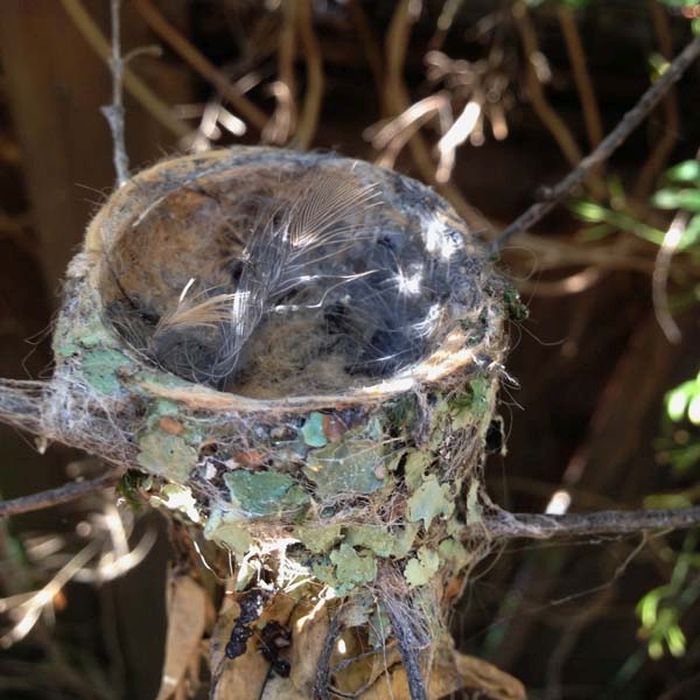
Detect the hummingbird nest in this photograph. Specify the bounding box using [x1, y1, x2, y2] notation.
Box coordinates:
[29, 148, 513, 698]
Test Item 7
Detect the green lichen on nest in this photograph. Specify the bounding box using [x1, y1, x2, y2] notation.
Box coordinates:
[188, 364, 501, 595]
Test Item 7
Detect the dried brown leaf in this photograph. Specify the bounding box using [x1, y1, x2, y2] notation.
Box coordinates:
[357, 646, 526, 700]
[288, 601, 330, 695]
[156, 576, 209, 700]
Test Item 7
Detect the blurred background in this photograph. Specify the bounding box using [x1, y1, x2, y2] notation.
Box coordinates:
[0, 1, 699, 698]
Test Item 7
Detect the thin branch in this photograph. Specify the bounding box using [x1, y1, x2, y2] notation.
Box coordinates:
[293, 0, 324, 149]
[480, 506, 700, 540]
[492, 32, 700, 253]
[60, 0, 189, 139]
[102, 0, 129, 186]
[347, 0, 386, 116]
[635, 0, 680, 199]
[652, 210, 686, 343]
[381, 593, 427, 700]
[0, 472, 121, 519]
[514, 2, 582, 167]
[557, 5, 604, 150]
[263, 0, 297, 144]
[0, 379, 46, 437]
[383, 0, 490, 233]
[313, 613, 342, 700]
[133, 0, 268, 132]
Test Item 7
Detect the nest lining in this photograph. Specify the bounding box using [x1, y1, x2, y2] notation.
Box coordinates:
[100, 154, 487, 399]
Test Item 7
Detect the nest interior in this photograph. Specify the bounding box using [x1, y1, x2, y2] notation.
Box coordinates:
[101, 150, 488, 398]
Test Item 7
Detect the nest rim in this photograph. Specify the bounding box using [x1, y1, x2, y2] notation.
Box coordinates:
[76, 147, 498, 415]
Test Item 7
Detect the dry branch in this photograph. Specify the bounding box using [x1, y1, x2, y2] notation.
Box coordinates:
[493, 32, 700, 253]
[293, 0, 324, 148]
[60, 0, 189, 138]
[513, 2, 584, 170]
[482, 506, 700, 540]
[0, 471, 120, 518]
[133, 0, 269, 132]
[102, 0, 129, 186]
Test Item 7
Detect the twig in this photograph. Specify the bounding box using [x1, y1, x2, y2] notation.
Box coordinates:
[512, 3, 586, 175]
[480, 506, 700, 540]
[264, 0, 298, 144]
[293, 0, 324, 149]
[0, 379, 45, 436]
[557, 5, 604, 150]
[0, 472, 120, 519]
[383, 0, 490, 233]
[634, 0, 680, 199]
[313, 613, 342, 700]
[652, 210, 686, 343]
[0, 540, 102, 648]
[492, 32, 700, 253]
[381, 593, 428, 700]
[133, 0, 268, 132]
[347, 0, 386, 115]
[102, 0, 129, 186]
[60, 0, 189, 139]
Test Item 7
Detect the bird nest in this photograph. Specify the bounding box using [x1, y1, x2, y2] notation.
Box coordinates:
[39, 148, 513, 698]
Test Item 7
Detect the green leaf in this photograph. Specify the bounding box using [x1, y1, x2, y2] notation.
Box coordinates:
[581, 223, 614, 241]
[666, 624, 687, 657]
[666, 160, 700, 184]
[637, 588, 662, 629]
[438, 538, 471, 569]
[345, 525, 396, 557]
[404, 450, 431, 491]
[679, 214, 700, 250]
[665, 379, 700, 422]
[204, 510, 253, 555]
[294, 524, 343, 554]
[152, 484, 200, 523]
[136, 432, 197, 483]
[570, 200, 608, 223]
[676, 189, 700, 213]
[653, 188, 682, 210]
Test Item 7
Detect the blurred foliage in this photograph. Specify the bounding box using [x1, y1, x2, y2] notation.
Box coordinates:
[634, 371, 700, 661]
[636, 531, 700, 659]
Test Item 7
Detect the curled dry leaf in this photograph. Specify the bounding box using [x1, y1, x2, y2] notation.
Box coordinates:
[156, 576, 210, 700]
[355, 645, 525, 700]
[288, 599, 330, 694]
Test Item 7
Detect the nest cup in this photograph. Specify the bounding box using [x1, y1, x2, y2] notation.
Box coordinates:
[49, 148, 509, 697]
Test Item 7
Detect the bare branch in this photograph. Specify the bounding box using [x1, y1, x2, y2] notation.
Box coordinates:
[313, 613, 341, 700]
[480, 506, 700, 540]
[0, 471, 121, 519]
[293, 0, 324, 149]
[133, 0, 269, 132]
[102, 0, 129, 186]
[60, 0, 189, 139]
[0, 379, 46, 437]
[492, 32, 700, 254]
